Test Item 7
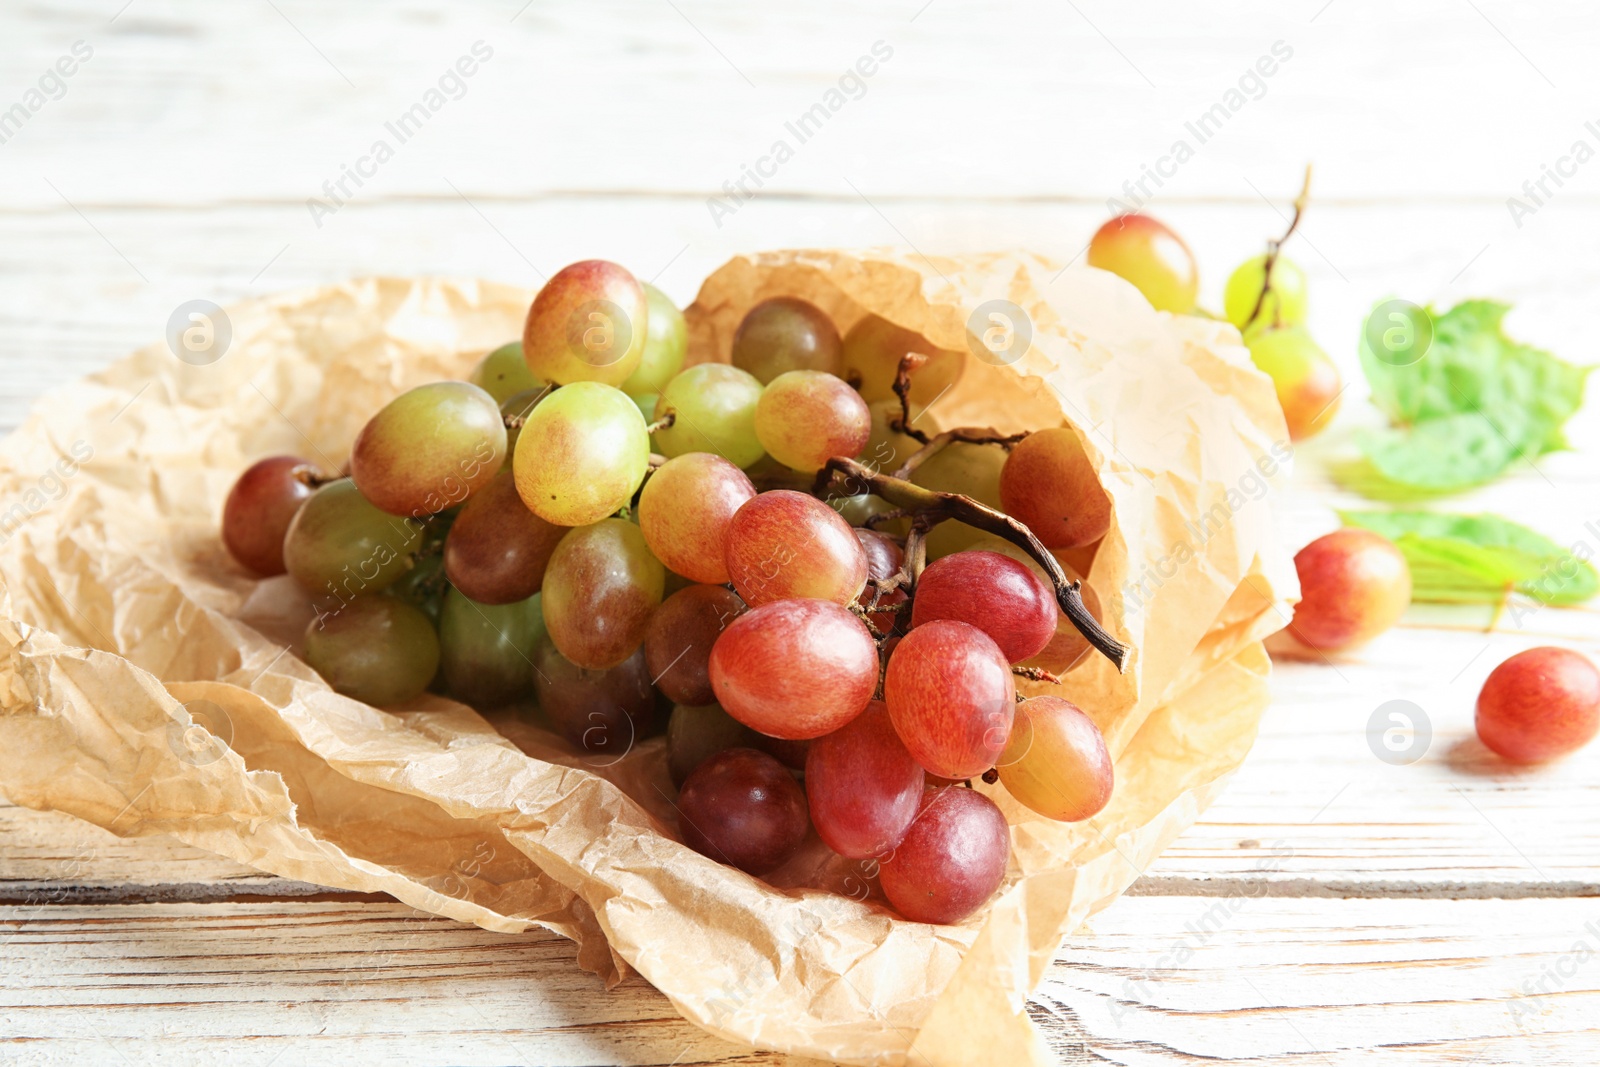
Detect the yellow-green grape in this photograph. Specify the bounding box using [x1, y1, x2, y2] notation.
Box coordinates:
[303, 595, 440, 706]
[754, 370, 871, 473]
[911, 442, 1006, 559]
[469, 341, 542, 404]
[1086, 213, 1200, 314]
[437, 588, 545, 707]
[620, 283, 688, 395]
[522, 259, 649, 386]
[513, 381, 650, 526]
[1223, 254, 1309, 331]
[653, 363, 765, 468]
[541, 518, 665, 669]
[283, 479, 422, 607]
[629, 392, 658, 422]
[1245, 325, 1342, 440]
[841, 315, 963, 405]
[350, 381, 506, 517]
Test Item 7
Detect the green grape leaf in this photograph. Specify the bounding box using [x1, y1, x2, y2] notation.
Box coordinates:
[1344, 299, 1591, 498]
[1340, 509, 1599, 607]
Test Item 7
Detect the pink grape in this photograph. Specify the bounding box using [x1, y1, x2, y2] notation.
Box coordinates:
[522, 259, 649, 387]
[753, 370, 871, 473]
[724, 490, 868, 607]
[541, 518, 664, 669]
[533, 637, 655, 760]
[443, 469, 567, 604]
[350, 381, 506, 517]
[997, 696, 1113, 822]
[708, 598, 877, 740]
[884, 620, 1015, 779]
[730, 297, 842, 384]
[997, 428, 1111, 550]
[806, 701, 923, 860]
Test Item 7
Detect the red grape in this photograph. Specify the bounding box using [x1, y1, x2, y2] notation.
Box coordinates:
[997, 428, 1111, 550]
[806, 701, 923, 859]
[911, 550, 1056, 663]
[222, 455, 316, 576]
[637, 453, 756, 584]
[997, 696, 1112, 821]
[533, 637, 655, 760]
[1287, 528, 1411, 652]
[709, 599, 877, 739]
[644, 584, 745, 706]
[878, 786, 1009, 924]
[884, 620, 1015, 779]
[1476, 646, 1600, 763]
[724, 490, 868, 607]
[443, 469, 567, 604]
[676, 748, 809, 875]
[730, 297, 842, 383]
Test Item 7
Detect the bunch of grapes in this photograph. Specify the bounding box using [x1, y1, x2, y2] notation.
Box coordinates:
[1085, 170, 1341, 443]
[221, 259, 1128, 925]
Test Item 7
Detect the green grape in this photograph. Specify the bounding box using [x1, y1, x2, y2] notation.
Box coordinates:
[350, 381, 506, 517]
[620, 283, 688, 394]
[283, 479, 423, 608]
[499, 387, 547, 468]
[653, 363, 765, 468]
[437, 588, 545, 707]
[754, 370, 871, 473]
[523, 260, 649, 387]
[1223, 254, 1308, 330]
[731, 297, 842, 383]
[541, 518, 665, 669]
[469, 341, 542, 404]
[841, 315, 963, 405]
[911, 442, 1006, 559]
[629, 392, 658, 421]
[386, 548, 447, 624]
[832, 492, 907, 535]
[1245, 325, 1341, 441]
[303, 595, 440, 706]
[513, 381, 650, 526]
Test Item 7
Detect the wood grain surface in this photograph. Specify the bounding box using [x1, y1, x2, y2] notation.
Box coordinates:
[3, 1, 1599, 1064]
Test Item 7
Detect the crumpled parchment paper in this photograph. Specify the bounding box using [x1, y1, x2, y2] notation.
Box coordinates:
[0, 250, 1297, 1065]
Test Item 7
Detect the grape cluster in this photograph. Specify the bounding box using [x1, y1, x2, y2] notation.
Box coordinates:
[221, 260, 1123, 925]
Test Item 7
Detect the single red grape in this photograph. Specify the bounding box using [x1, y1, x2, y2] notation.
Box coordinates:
[879, 786, 1010, 924]
[1476, 646, 1600, 763]
[222, 455, 316, 576]
[1287, 528, 1411, 652]
[533, 637, 655, 761]
[637, 452, 757, 585]
[724, 490, 868, 607]
[676, 747, 809, 875]
[443, 469, 567, 604]
[910, 550, 1056, 663]
[807, 701, 924, 860]
[709, 598, 877, 739]
[884, 620, 1015, 779]
[644, 584, 745, 706]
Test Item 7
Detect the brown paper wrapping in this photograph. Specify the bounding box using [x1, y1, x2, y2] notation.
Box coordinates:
[0, 250, 1296, 1065]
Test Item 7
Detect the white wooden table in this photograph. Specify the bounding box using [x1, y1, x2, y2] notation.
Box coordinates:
[4, 2, 1600, 1063]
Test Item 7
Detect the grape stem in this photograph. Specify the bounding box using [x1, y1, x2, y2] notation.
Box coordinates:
[1242, 164, 1313, 333]
[645, 412, 676, 434]
[293, 466, 341, 489]
[885, 353, 1029, 460]
[820, 455, 1131, 673]
[1012, 665, 1062, 685]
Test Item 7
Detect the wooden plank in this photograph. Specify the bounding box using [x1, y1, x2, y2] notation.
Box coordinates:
[1, 0, 1597, 206]
[4, 897, 1597, 1065]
